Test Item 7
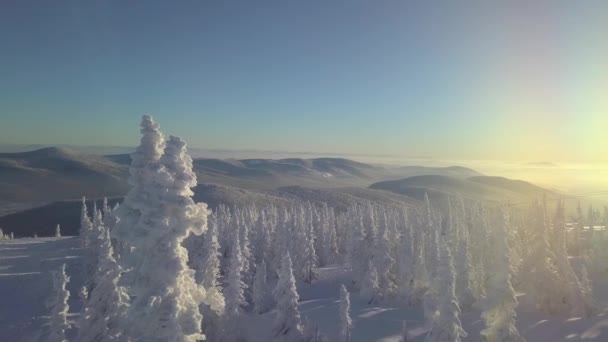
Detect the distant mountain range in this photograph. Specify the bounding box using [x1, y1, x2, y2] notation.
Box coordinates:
[0, 146, 567, 236]
[370, 175, 557, 204]
[0, 147, 482, 204]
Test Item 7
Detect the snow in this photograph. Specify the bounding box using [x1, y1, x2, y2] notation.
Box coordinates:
[1, 237, 608, 341]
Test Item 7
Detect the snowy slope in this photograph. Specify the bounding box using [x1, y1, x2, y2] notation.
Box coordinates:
[3, 237, 608, 342]
[0, 237, 83, 342]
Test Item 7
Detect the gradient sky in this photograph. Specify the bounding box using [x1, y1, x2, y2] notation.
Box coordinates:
[1, 1, 607, 163]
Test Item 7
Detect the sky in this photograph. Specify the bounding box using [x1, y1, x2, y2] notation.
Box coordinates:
[1, 0, 607, 163]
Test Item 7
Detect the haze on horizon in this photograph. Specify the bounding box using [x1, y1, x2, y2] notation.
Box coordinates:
[1, 1, 607, 165]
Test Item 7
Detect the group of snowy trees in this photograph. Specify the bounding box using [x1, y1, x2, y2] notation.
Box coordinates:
[0, 228, 14, 240]
[43, 115, 606, 342]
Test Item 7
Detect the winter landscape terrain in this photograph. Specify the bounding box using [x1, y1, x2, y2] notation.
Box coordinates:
[1, 116, 607, 342]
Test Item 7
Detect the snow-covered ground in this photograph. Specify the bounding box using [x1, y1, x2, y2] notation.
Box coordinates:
[2, 237, 607, 342]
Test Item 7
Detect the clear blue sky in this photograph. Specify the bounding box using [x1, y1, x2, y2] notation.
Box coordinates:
[1, 1, 607, 162]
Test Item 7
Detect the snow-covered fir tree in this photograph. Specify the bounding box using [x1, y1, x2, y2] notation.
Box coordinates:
[397, 218, 415, 302]
[253, 259, 272, 314]
[119, 124, 208, 342]
[519, 201, 563, 314]
[339, 284, 353, 342]
[375, 213, 396, 299]
[273, 252, 304, 341]
[222, 228, 247, 342]
[195, 217, 225, 341]
[360, 260, 381, 304]
[480, 209, 524, 342]
[425, 236, 467, 342]
[48, 264, 70, 342]
[55, 224, 61, 237]
[78, 228, 130, 342]
[111, 114, 165, 265]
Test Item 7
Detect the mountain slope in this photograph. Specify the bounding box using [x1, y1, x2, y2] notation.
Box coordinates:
[0, 147, 129, 203]
[370, 175, 557, 204]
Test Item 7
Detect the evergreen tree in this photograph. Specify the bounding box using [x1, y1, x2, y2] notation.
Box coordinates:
[111, 114, 165, 264]
[79, 229, 130, 342]
[273, 252, 304, 341]
[425, 236, 467, 342]
[48, 264, 70, 342]
[375, 216, 396, 298]
[55, 224, 61, 237]
[339, 284, 352, 342]
[519, 201, 562, 314]
[253, 260, 271, 314]
[480, 209, 524, 342]
[198, 218, 225, 341]
[121, 129, 208, 342]
[222, 229, 247, 342]
[360, 260, 381, 304]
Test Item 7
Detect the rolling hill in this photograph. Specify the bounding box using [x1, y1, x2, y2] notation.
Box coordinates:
[0, 147, 481, 204]
[370, 175, 559, 204]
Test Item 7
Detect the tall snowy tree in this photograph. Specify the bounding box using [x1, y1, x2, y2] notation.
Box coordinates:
[78, 228, 130, 342]
[425, 236, 467, 342]
[253, 260, 271, 314]
[398, 220, 415, 302]
[339, 284, 353, 342]
[480, 209, 524, 342]
[519, 201, 563, 314]
[48, 264, 70, 342]
[360, 260, 381, 304]
[552, 201, 592, 316]
[222, 229, 247, 342]
[196, 218, 225, 341]
[120, 128, 208, 342]
[55, 224, 62, 237]
[111, 114, 165, 263]
[375, 214, 396, 299]
[273, 252, 304, 341]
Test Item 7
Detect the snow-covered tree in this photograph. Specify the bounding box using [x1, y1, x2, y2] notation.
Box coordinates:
[222, 229, 247, 342]
[375, 214, 396, 299]
[480, 209, 524, 342]
[111, 114, 165, 263]
[48, 264, 70, 342]
[425, 236, 467, 342]
[194, 217, 225, 341]
[198, 218, 225, 313]
[119, 127, 208, 342]
[78, 229, 130, 342]
[55, 224, 62, 237]
[339, 284, 352, 342]
[397, 220, 415, 302]
[273, 252, 304, 341]
[80, 197, 93, 248]
[449, 202, 475, 311]
[519, 201, 563, 314]
[253, 260, 272, 314]
[360, 260, 381, 304]
[578, 263, 594, 317]
[303, 209, 318, 284]
[551, 201, 592, 316]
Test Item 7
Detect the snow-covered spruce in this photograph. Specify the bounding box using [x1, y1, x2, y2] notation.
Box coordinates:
[480, 209, 524, 342]
[425, 235, 467, 342]
[111, 114, 165, 265]
[253, 260, 272, 314]
[273, 252, 304, 341]
[116, 120, 208, 342]
[222, 225, 248, 342]
[339, 284, 353, 342]
[55, 224, 61, 237]
[48, 264, 70, 342]
[78, 228, 130, 342]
